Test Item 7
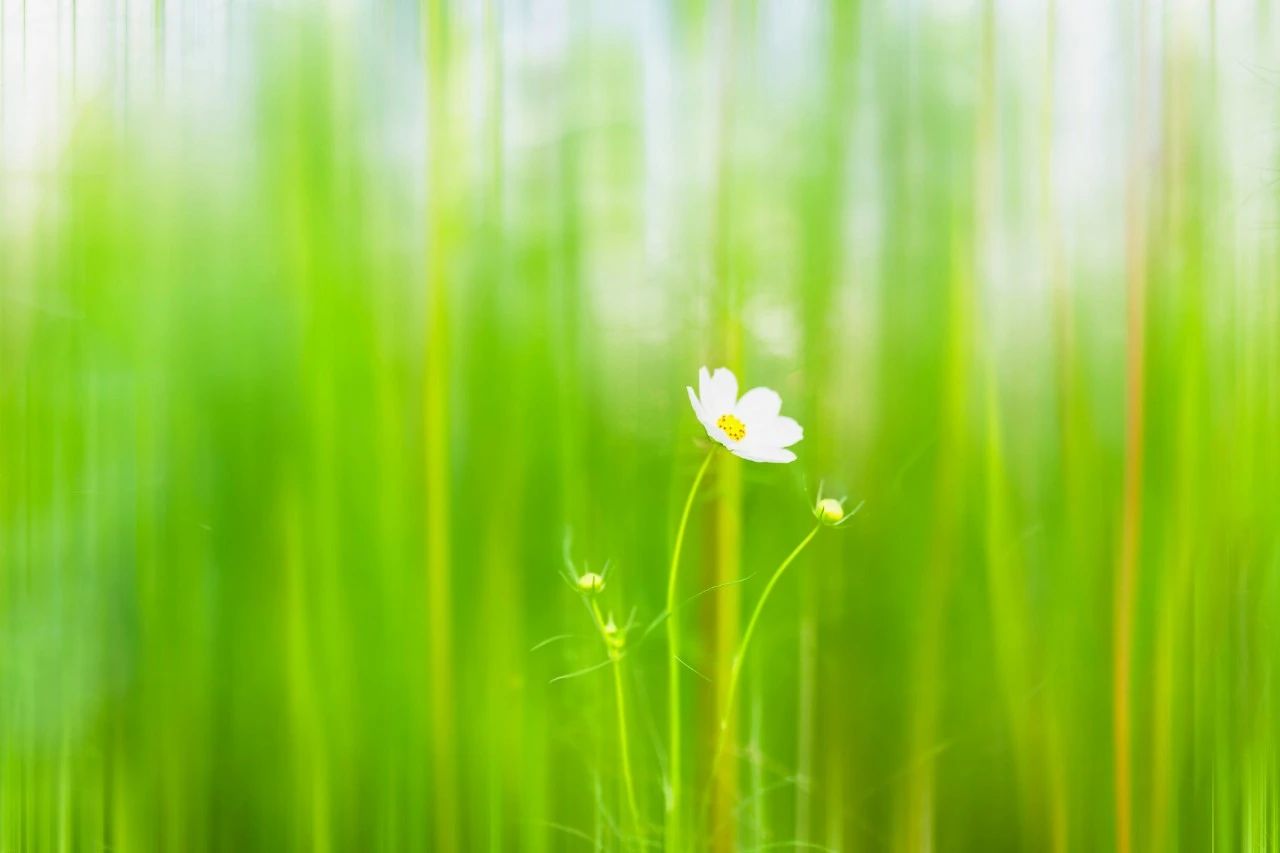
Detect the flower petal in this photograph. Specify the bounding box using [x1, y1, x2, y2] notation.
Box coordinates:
[687, 386, 707, 423]
[706, 367, 738, 416]
[763, 415, 803, 448]
[712, 430, 736, 451]
[734, 387, 782, 424]
[730, 443, 796, 464]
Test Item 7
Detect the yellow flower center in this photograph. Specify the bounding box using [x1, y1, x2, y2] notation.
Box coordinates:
[716, 413, 747, 442]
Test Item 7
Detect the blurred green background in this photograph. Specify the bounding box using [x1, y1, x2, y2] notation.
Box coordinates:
[3, 1, 1279, 850]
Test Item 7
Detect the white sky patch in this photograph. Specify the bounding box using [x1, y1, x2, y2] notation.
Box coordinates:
[2, 0, 1278, 375]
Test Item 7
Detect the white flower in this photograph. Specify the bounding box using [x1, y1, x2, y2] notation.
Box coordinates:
[686, 366, 803, 463]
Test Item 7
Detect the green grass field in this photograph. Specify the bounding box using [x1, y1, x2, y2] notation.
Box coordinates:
[2, 1, 1279, 850]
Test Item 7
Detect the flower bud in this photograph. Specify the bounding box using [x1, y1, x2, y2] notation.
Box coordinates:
[577, 572, 605, 594]
[816, 497, 844, 524]
[603, 615, 625, 654]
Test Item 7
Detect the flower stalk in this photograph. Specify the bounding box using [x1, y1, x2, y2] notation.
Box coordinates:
[703, 523, 822, 820]
[665, 447, 715, 852]
[590, 602, 642, 838]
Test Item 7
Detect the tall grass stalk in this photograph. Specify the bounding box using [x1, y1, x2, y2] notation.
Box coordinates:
[1114, 2, 1152, 849]
[422, 0, 458, 848]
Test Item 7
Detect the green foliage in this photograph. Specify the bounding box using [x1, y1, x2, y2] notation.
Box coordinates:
[2, 3, 1278, 851]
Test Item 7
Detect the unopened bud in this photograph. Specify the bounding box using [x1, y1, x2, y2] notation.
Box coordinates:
[603, 615, 625, 654]
[816, 497, 844, 524]
[577, 572, 605, 594]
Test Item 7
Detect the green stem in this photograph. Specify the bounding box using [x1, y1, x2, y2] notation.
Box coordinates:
[704, 524, 822, 820]
[592, 602, 642, 838]
[665, 448, 715, 852]
[612, 650, 641, 838]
